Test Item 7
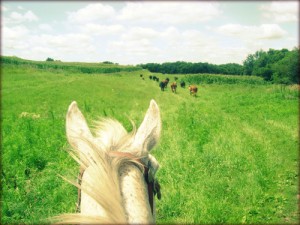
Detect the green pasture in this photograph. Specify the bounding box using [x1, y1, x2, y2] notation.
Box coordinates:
[1, 61, 299, 224]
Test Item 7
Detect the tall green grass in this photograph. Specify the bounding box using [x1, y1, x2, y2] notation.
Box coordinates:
[1, 62, 298, 224]
[183, 73, 266, 85]
[156, 84, 298, 223]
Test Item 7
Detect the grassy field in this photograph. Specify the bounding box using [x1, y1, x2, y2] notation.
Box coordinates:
[1, 60, 299, 224]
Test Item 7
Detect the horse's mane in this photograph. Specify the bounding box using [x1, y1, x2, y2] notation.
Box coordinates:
[52, 118, 144, 224]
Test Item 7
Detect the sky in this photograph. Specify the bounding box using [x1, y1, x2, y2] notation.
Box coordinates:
[1, 1, 299, 65]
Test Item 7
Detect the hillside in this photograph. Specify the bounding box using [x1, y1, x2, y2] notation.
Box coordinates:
[1, 56, 142, 74]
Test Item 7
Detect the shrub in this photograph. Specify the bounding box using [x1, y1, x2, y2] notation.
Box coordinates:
[46, 57, 54, 62]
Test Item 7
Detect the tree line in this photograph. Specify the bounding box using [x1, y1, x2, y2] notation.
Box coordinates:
[139, 47, 299, 84]
[243, 47, 299, 84]
[139, 61, 243, 76]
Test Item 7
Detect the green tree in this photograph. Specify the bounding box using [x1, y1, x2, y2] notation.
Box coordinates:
[46, 57, 54, 62]
[272, 48, 299, 84]
[243, 54, 255, 75]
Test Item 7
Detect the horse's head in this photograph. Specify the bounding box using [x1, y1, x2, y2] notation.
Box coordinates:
[53, 100, 161, 224]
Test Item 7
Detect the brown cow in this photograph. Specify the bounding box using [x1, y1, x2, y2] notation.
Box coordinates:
[188, 85, 198, 97]
[171, 82, 177, 93]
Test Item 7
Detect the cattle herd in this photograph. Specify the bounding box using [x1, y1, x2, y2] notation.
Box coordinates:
[140, 74, 198, 97]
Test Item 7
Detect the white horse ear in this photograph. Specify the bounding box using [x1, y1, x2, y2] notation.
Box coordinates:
[133, 100, 161, 153]
[66, 101, 94, 153]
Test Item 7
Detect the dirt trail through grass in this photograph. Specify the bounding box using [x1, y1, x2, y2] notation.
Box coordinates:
[151, 81, 298, 223]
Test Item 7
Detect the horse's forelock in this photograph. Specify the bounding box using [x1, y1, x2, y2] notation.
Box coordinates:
[92, 118, 138, 153]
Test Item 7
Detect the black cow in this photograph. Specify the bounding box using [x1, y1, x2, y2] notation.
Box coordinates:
[159, 80, 169, 91]
[180, 81, 186, 88]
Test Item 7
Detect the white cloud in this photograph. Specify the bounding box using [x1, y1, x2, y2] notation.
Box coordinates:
[211, 46, 250, 65]
[182, 30, 209, 47]
[2, 1, 298, 65]
[118, 2, 221, 24]
[81, 23, 125, 36]
[160, 27, 182, 41]
[6, 10, 38, 24]
[31, 46, 55, 55]
[67, 3, 116, 23]
[260, 1, 299, 23]
[21, 33, 98, 61]
[3, 25, 29, 39]
[27, 33, 96, 62]
[2, 25, 30, 51]
[109, 38, 161, 56]
[40, 34, 94, 53]
[259, 24, 287, 39]
[161, 30, 227, 63]
[121, 27, 159, 41]
[3, 29, 96, 58]
[38, 24, 53, 32]
[1, 5, 8, 11]
[107, 26, 233, 64]
[217, 24, 287, 40]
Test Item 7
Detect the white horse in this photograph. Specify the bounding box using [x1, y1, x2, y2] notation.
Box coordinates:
[52, 100, 162, 224]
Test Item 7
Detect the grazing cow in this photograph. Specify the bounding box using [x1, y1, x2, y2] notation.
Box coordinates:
[159, 79, 169, 91]
[164, 78, 170, 87]
[189, 85, 198, 97]
[149, 75, 153, 80]
[152, 76, 158, 82]
[170, 82, 177, 93]
[180, 81, 186, 88]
